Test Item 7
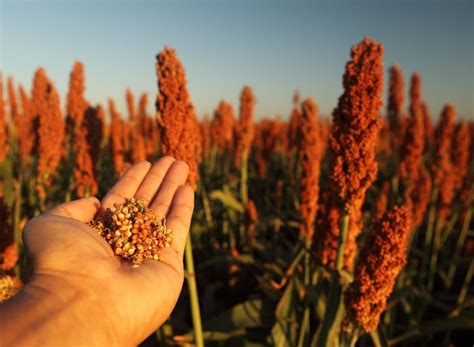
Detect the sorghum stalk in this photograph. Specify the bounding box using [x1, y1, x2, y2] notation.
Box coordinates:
[185, 237, 204, 347]
[155, 46, 203, 347]
[317, 37, 384, 347]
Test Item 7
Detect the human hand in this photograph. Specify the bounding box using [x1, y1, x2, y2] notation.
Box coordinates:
[0, 158, 194, 346]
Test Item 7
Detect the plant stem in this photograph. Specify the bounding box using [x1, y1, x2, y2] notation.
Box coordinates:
[184, 236, 204, 347]
[240, 152, 248, 205]
[428, 220, 442, 292]
[200, 183, 213, 229]
[447, 206, 472, 288]
[313, 212, 349, 346]
[297, 239, 312, 347]
[12, 178, 22, 246]
[423, 186, 438, 285]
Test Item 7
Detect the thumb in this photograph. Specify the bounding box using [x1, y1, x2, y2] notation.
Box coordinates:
[48, 197, 100, 222]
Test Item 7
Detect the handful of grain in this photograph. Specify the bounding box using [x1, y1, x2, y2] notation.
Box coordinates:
[89, 198, 172, 265]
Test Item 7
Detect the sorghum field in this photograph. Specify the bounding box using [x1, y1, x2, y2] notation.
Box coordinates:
[0, 37, 473, 346]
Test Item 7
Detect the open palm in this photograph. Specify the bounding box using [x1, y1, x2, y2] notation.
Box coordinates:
[23, 157, 194, 346]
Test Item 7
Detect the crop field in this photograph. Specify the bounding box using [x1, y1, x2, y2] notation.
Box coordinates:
[0, 37, 473, 346]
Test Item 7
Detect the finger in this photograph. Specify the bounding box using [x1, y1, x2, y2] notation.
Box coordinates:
[150, 161, 189, 218]
[165, 185, 194, 258]
[135, 156, 176, 205]
[120, 163, 132, 177]
[48, 197, 100, 222]
[102, 161, 151, 210]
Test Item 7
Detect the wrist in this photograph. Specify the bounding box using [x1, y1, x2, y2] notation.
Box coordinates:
[0, 272, 118, 346]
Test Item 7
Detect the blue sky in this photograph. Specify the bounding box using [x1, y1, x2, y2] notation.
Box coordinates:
[0, 0, 473, 120]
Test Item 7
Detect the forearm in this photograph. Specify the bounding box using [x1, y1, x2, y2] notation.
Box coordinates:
[0, 274, 115, 346]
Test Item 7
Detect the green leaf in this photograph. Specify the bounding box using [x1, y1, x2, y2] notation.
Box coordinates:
[209, 189, 244, 213]
[370, 325, 389, 347]
[203, 299, 273, 332]
[271, 280, 298, 347]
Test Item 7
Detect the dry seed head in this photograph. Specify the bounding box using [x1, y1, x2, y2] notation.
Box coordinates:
[329, 37, 384, 214]
[234, 85, 256, 167]
[211, 100, 235, 152]
[89, 198, 172, 265]
[344, 205, 411, 332]
[0, 243, 19, 271]
[433, 104, 456, 222]
[155, 46, 199, 190]
[17, 86, 35, 165]
[298, 98, 322, 240]
[387, 65, 404, 135]
[109, 98, 126, 174]
[0, 275, 22, 302]
[33, 68, 65, 188]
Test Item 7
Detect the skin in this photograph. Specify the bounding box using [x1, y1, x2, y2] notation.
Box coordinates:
[0, 157, 194, 346]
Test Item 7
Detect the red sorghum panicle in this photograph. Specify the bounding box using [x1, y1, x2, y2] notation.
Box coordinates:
[126, 90, 146, 163]
[74, 105, 104, 197]
[410, 73, 421, 107]
[254, 118, 274, 177]
[244, 200, 258, 246]
[66, 61, 88, 136]
[138, 93, 159, 157]
[17, 86, 35, 165]
[374, 181, 391, 219]
[387, 65, 404, 138]
[0, 275, 22, 302]
[0, 243, 19, 271]
[315, 193, 362, 270]
[7, 77, 19, 124]
[344, 206, 411, 332]
[399, 73, 425, 183]
[121, 119, 131, 155]
[109, 99, 126, 174]
[329, 37, 384, 214]
[0, 75, 7, 162]
[138, 93, 148, 134]
[410, 167, 432, 226]
[191, 110, 203, 165]
[211, 100, 235, 152]
[452, 121, 471, 191]
[200, 116, 211, 160]
[421, 102, 434, 151]
[126, 88, 136, 122]
[155, 46, 199, 190]
[433, 104, 456, 222]
[234, 85, 256, 168]
[288, 90, 301, 150]
[74, 124, 97, 197]
[89, 198, 172, 265]
[299, 98, 322, 240]
[33, 68, 65, 189]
